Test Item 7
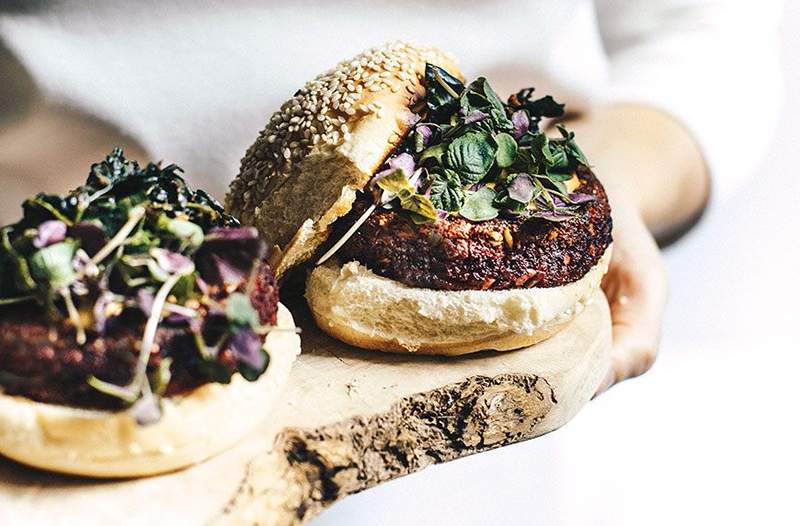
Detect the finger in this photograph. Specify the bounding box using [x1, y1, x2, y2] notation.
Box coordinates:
[597, 306, 662, 395]
[593, 367, 617, 397]
[597, 271, 666, 394]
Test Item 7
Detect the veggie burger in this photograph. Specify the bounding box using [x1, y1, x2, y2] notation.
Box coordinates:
[0, 150, 300, 477]
[227, 42, 612, 355]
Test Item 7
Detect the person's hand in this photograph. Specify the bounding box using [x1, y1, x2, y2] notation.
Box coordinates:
[595, 197, 668, 395]
[553, 104, 706, 394]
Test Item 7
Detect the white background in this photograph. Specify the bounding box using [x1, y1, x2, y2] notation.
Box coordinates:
[316, 4, 800, 526]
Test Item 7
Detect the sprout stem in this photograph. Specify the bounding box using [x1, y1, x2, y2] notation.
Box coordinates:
[91, 206, 146, 265]
[60, 288, 86, 345]
[316, 203, 376, 265]
[0, 295, 35, 306]
[133, 264, 194, 391]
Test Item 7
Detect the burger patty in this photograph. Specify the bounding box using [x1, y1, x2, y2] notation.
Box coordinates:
[0, 261, 278, 410]
[334, 165, 612, 291]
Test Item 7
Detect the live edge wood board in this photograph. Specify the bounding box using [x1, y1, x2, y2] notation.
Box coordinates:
[0, 291, 611, 526]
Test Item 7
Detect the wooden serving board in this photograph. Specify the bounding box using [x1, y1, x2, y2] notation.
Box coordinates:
[0, 292, 611, 526]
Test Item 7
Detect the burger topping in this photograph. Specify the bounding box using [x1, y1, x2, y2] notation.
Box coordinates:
[379, 64, 594, 223]
[0, 149, 282, 422]
[318, 64, 597, 265]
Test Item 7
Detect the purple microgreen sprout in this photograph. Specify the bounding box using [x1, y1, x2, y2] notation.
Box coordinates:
[33, 220, 67, 248]
[194, 227, 264, 295]
[316, 202, 377, 265]
[461, 108, 489, 124]
[86, 376, 138, 403]
[511, 110, 530, 139]
[318, 162, 425, 265]
[567, 192, 596, 204]
[136, 288, 155, 317]
[151, 248, 194, 275]
[72, 248, 100, 279]
[530, 209, 577, 222]
[163, 301, 200, 318]
[126, 258, 195, 420]
[226, 328, 266, 372]
[415, 124, 434, 150]
[90, 254, 195, 423]
[507, 174, 535, 203]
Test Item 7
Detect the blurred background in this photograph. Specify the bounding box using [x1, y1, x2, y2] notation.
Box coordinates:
[0, 1, 798, 525]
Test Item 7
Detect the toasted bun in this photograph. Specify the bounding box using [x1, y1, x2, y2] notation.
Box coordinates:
[0, 304, 300, 478]
[306, 246, 612, 356]
[226, 42, 461, 278]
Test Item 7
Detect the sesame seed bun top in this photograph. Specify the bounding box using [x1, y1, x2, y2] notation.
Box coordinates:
[226, 41, 461, 278]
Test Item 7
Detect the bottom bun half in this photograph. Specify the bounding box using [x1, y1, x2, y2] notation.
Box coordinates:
[0, 303, 300, 478]
[307, 245, 611, 356]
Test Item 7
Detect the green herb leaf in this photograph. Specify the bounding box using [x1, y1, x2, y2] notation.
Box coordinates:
[461, 77, 513, 130]
[375, 169, 415, 195]
[399, 192, 438, 224]
[374, 169, 438, 223]
[1, 227, 36, 293]
[446, 133, 496, 184]
[225, 292, 261, 329]
[556, 124, 590, 165]
[459, 187, 500, 221]
[419, 143, 447, 163]
[29, 241, 77, 290]
[429, 169, 465, 212]
[494, 133, 518, 168]
[425, 63, 464, 123]
[166, 218, 204, 247]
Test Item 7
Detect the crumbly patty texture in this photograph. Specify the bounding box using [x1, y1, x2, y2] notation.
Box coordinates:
[0, 262, 278, 410]
[333, 165, 612, 291]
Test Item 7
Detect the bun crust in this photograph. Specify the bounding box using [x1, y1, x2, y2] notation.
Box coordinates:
[226, 42, 461, 278]
[0, 304, 300, 478]
[306, 245, 612, 356]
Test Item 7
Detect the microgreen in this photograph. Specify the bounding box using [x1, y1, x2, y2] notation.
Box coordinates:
[375, 169, 438, 224]
[445, 132, 496, 184]
[0, 148, 276, 423]
[460, 187, 500, 221]
[368, 65, 595, 224]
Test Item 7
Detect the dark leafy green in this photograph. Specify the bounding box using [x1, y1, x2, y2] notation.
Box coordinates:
[445, 133, 496, 184]
[460, 187, 500, 221]
[429, 169, 466, 212]
[494, 133, 518, 168]
[425, 63, 465, 123]
[370, 66, 594, 223]
[0, 148, 277, 423]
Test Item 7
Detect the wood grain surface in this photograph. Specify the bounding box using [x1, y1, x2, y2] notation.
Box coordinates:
[0, 292, 611, 526]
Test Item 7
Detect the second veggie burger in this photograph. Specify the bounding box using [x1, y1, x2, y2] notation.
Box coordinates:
[227, 42, 612, 355]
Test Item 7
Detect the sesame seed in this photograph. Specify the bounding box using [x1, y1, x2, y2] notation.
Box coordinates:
[231, 41, 457, 213]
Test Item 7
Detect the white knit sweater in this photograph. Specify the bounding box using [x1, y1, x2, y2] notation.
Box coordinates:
[0, 0, 783, 200]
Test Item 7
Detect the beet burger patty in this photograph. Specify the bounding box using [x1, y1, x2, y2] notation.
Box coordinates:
[334, 164, 611, 291]
[0, 149, 299, 478]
